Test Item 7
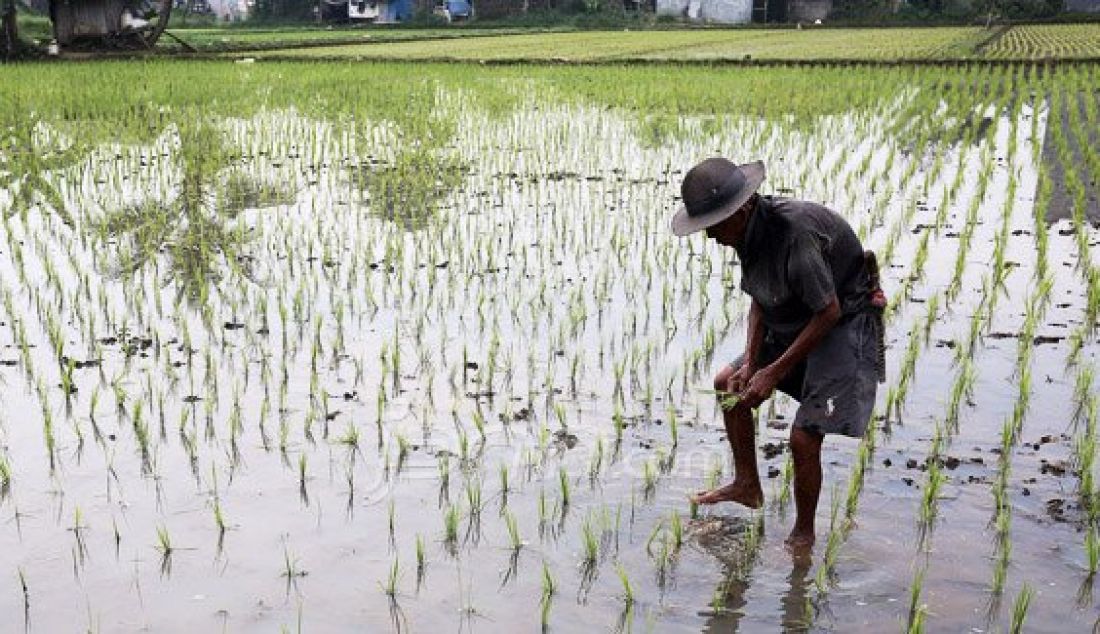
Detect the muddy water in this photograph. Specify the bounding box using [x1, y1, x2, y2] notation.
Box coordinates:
[0, 93, 1097, 633]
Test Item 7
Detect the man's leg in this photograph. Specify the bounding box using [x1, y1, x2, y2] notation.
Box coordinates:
[787, 426, 823, 548]
[691, 365, 763, 508]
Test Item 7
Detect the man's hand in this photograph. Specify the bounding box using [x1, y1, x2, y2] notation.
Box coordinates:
[727, 360, 755, 395]
[740, 366, 781, 409]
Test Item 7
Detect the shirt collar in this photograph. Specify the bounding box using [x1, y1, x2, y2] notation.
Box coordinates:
[735, 195, 769, 261]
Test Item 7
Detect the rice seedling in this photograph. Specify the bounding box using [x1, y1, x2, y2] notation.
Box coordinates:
[388, 500, 397, 546]
[282, 543, 307, 579]
[541, 561, 558, 603]
[540, 560, 556, 626]
[668, 511, 683, 552]
[642, 458, 657, 498]
[667, 403, 678, 448]
[438, 454, 451, 496]
[1009, 584, 1033, 633]
[1086, 528, 1099, 578]
[906, 566, 927, 634]
[155, 525, 173, 557]
[443, 504, 459, 551]
[464, 479, 482, 517]
[395, 434, 410, 471]
[612, 403, 625, 441]
[558, 467, 570, 509]
[498, 463, 510, 500]
[616, 561, 633, 625]
[504, 510, 522, 552]
[213, 499, 227, 537]
[415, 534, 426, 584]
[336, 423, 360, 449]
[379, 557, 400, 598]
[298, 454, 309, 502]
[17, 567, 29, 622]
[0, 454, 11, 494]
[1073, 366, 1095, 423]
[471, 408, 486, 439]
[580, 518, 599, 568]
[919, 448, 946, 529]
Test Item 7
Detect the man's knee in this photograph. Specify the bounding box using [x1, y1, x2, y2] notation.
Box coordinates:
[790, 426, 823, 457]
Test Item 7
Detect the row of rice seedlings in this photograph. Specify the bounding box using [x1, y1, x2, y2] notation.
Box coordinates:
[947, 102, 1040, 617]
[874, 89, 1041, 627]
[1047, 75, 1100, 366]
[886, 294, 944, 423]
[1073, 384, 1099, 599]
[816, 124, 977, 555]
[989, 443, 1013, 602]
[967, 103, 1052, 607]
[906, 565, 928, 633]
[812, 422, 878, 605]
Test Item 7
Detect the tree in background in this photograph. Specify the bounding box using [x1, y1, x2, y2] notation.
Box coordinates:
[2, 0, 18, 58]
[835, 0, 1062, 18]
[830, 0, 894, 18]
[973, 0, 1063, 17]
[251, 0, 317, 21]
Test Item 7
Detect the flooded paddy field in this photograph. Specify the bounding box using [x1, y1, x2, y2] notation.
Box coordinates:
[0, 61, 1098, 632]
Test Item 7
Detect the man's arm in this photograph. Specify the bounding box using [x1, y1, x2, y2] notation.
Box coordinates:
[729, 300, 766, 394]
[744, 299, 765, 370]
[741, 296, 841, 408]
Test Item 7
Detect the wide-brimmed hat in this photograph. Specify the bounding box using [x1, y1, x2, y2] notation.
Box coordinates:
[670, 158, 765, 237]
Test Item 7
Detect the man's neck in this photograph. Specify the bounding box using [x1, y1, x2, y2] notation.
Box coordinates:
[737, 194, 767, 250]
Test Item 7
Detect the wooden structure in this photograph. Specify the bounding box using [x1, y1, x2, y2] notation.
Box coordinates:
[49, 0, 172, 47]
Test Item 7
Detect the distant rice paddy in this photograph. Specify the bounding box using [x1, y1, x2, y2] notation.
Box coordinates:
[236, 24, 1100, 62]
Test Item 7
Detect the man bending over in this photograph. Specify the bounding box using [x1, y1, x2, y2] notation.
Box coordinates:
[670, 158, 884, 549]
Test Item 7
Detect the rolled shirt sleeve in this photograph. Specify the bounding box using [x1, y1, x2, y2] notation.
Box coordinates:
[787, 230, 837, 314]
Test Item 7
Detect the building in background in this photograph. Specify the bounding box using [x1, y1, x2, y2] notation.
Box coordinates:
[321, 0, 408, 21]
[656, 0, 831, 22]
[656, 0, 752, 22]
[205, 0, 250, 20]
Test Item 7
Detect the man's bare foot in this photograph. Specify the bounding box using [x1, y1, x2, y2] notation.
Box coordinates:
[689, 481, 763, 508]
[784, 529, 815, 552]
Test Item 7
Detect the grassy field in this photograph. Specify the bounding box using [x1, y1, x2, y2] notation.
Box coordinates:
[236, 23, 1100, 62]
[163, 25, 571, 51]
[240, 27, 986, 61]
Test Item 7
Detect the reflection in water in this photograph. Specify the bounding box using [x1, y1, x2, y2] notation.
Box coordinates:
[695, 516, 813, 633]
[693, 515, 758, 633]
[0, 121, 81, 227]
[348, 146, 467, 232]
[703, 569, 750, 633]
[94, 124, 294, 301]
[780, 553, 814, 632]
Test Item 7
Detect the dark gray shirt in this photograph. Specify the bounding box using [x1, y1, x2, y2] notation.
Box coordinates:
[734, 196, 869, 337]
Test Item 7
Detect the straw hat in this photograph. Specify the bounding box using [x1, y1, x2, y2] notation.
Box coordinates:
[670, 158, 765, 237]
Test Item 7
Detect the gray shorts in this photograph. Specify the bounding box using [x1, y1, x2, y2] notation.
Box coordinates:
[732, 312, 879, 438]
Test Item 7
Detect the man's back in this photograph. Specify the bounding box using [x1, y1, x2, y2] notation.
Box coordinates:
[735, 196, 869, 337]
